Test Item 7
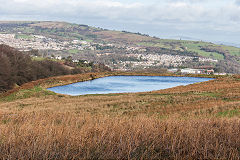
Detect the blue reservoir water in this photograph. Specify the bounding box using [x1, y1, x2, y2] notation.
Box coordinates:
[47, 76, 213, 96]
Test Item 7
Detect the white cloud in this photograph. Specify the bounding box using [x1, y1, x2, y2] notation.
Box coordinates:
[0, 0, 236, 23]
[0, 0, 239, 43]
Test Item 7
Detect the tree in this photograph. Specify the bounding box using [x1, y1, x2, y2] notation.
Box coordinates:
[0, 53, 13, 92]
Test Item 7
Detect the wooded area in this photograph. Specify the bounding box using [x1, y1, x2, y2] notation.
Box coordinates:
[0, 44, 111, 92]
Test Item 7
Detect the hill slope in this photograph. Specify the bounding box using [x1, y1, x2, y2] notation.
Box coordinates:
[0, 72, 240, 159]
[0, 21, 239, 73]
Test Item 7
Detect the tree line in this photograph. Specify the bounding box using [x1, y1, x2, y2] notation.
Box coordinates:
[0, 45, 111, 92]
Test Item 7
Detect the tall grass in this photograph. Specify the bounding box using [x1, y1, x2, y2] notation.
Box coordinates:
[0, 112, 240, 159]
[0, 73, 239, 159]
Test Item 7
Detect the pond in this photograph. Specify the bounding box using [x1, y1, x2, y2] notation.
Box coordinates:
[47, 76, 214, 96]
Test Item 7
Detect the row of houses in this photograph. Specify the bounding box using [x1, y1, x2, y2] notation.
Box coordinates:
[50, 55, 89, 64]
[181, 68, 214, 74]
[168, 68, 215, 75]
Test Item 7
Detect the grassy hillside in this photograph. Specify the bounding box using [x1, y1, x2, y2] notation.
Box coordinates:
[138, 39, 239, 60]
[1, 21, 239, 58]
[0, 21, 239, 73]
[0, 21, 239, 158]
[0, 72, 240, 159]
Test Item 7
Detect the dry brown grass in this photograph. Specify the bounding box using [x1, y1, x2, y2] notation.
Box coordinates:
[94, 30, 155, 43]
[29, 21, 70, 29]
[0, 73, 240, 159]
[0, 112, 240, 159]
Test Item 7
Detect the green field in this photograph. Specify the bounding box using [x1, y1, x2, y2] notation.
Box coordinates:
[221, 45, 240, 56]
[15, 34, 33, 39]
[68, 49, 79, 54]
[138, 40, 238, 60]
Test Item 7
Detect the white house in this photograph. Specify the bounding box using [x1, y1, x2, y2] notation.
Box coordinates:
[56, 56, 62, 60]
[168, 68, 178, 73]
[181, 68, 206, 74]
[72, 59, 80, 63]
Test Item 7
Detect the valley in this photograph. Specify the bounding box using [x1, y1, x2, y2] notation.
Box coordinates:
[0, 21, 240, 159]
[0, 21, 239, 74]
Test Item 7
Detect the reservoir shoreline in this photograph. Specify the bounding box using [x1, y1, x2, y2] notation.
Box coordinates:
[0, 72, 221, 98]
[47, 74, 215, 96]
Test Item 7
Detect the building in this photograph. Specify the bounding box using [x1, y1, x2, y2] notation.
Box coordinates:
[214, 73, 227, 75]
[72, 59, 80, 63]
[180, 68, 210, 74]
[167, 68, 178, 73]
[56, 56, 62, 60]
[181, 68, 201, 74]
[206, 69, 214, 75]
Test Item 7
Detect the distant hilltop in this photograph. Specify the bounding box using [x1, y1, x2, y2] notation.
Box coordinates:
[0, 21, 239, 74]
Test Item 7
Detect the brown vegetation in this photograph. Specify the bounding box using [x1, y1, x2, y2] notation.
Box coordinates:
[0, 72, 239, 159]
[29, 21, 70, 29]
[1, 113, 240, 159]
[0, 44, 111, 93]
[94, 30, 155, 43]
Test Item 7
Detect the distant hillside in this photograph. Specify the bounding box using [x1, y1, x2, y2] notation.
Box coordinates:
[0, 21, 239, 73]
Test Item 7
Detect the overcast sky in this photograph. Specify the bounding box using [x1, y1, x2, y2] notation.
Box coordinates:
[0, 0, 240, 45]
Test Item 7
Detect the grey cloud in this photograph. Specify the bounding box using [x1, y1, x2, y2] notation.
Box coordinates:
[236, 0, 240, 5]
[0, 0, 239, 44]
[166, 0, 208, 3]
[0, 0, 235, 23]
